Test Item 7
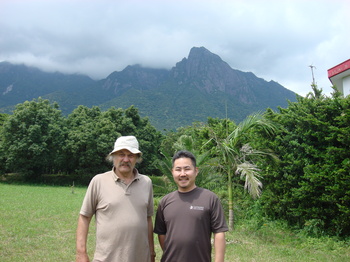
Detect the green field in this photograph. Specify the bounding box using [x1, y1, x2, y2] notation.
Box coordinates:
[0, 184, 349, 261]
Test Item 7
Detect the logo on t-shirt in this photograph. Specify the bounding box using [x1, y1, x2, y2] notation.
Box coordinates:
[190, 205, 204, 211]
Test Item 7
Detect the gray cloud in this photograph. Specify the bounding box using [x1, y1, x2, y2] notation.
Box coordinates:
[0, 0, 349, 96]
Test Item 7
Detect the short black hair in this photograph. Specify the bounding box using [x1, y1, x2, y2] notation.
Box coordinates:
[172, 150, 196, 168]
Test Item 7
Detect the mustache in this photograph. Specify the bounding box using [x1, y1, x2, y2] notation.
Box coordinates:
[119, 162, 132, 168]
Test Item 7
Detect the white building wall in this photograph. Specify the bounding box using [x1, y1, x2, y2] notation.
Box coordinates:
[343, 75, 350, 97]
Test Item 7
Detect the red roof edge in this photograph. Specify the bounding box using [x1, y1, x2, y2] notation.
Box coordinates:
[328, 59, 350, 78]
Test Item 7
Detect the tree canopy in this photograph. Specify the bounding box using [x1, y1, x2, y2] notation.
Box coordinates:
[0, 99, 162, 182]
[1, 98, 65, 179]
[262, 88, 350, 236]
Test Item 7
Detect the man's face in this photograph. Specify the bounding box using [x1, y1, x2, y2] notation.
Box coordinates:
[172, 157, 198, 192]
[112, 149, 138, 175]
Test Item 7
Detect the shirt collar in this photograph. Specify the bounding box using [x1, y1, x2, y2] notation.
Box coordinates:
[112, 167, 140, 182]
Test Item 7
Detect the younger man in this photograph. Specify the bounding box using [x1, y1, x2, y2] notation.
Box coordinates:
[154, 150, 228, 262]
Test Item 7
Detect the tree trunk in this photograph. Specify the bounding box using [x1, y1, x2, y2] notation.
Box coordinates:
[228, 169, 234, 230]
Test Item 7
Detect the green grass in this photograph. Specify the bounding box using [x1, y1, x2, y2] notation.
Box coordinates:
[0, 184, 349, 261]
[225, 221, 349, 261]
[0, 183, 96, 261]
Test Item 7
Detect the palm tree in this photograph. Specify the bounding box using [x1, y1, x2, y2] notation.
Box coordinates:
[208, 113, 278, 230]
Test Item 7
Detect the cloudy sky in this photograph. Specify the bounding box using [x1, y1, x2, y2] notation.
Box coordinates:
[1, 0, 349, 96]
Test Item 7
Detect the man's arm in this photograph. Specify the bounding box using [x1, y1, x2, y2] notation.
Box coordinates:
[147, 216, 156, 262]
[213, 232, 226, 262]
[76, 214, 92, 262]
[158, 234, 166, 251]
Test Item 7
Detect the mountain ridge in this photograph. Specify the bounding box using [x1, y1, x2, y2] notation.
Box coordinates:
[0, 47, 297, 130]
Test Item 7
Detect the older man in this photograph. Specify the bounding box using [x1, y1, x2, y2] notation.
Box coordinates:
[76, 136, 155, 262]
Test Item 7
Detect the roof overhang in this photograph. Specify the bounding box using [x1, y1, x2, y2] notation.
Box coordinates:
[328, 59, 350, 95]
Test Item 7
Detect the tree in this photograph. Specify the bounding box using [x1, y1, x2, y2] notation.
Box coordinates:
[208, 113, 278, 230]
[0, 113, 9, 126]
[262, 86, 350, 236]
[123, 106, 164, 176]
[63, 105, 118, 178]
[0, 98, 65, 180]
[63, 105, 163, 180]
[0, 113, 10, 173]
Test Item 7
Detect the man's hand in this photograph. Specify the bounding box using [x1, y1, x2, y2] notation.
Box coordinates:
[76, 252, 90, 262]
[150, 252, 156, 262]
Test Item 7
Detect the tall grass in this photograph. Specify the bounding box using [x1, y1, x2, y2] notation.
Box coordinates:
[1, 184, 349, 261]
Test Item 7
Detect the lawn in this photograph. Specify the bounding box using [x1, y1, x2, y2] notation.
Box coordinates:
[0, 183, 91, 261]
[0, 183, 349, 261]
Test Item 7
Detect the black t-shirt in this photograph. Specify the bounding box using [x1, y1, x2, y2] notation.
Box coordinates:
[154, 187, 228, 262]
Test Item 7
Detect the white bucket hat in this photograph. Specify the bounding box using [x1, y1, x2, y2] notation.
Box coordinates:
[109, 136, 142, 156]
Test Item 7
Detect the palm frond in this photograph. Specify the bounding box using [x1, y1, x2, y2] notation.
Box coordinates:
[236, 162, 262, 199]
[173, 135, 195, 152]
[240, 143, 279, 163]
[229, 112, 277, 142]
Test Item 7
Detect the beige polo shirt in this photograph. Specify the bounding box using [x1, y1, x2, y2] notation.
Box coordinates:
[80, 168, 154, 262]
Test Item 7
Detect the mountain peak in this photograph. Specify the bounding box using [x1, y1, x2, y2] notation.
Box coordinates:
[172, 46, 248, 95]
[172, 46, 227, 80]
[188, 46, 223, 63]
